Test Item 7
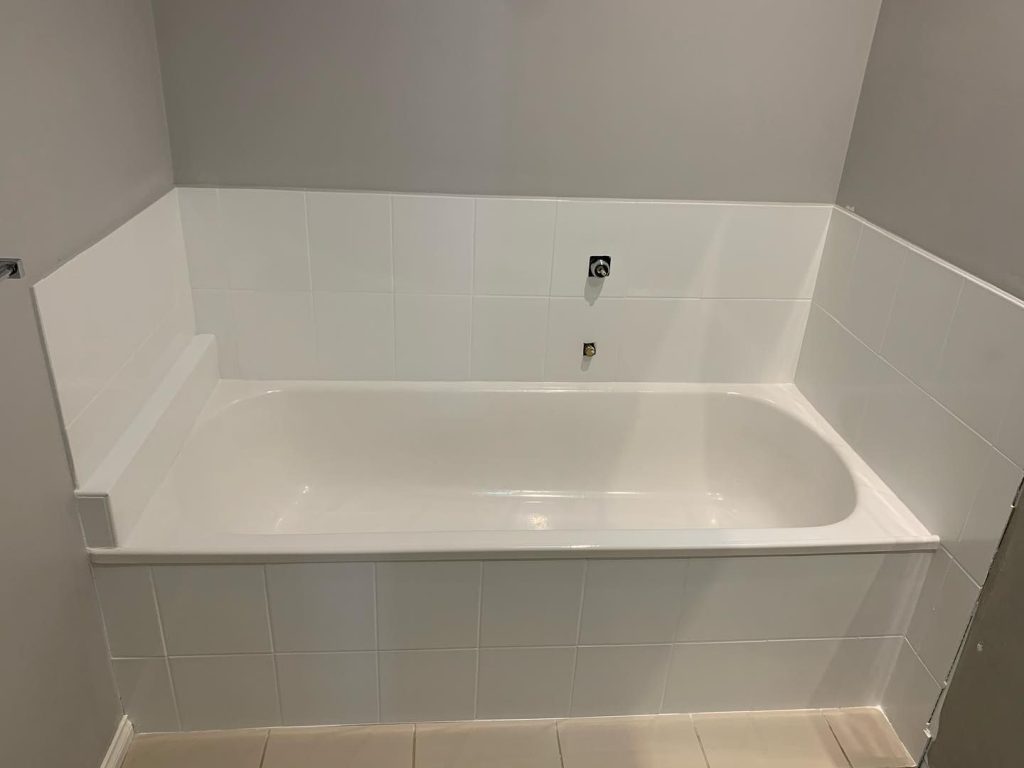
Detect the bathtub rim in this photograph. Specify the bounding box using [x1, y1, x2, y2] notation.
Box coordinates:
[88, 379, 938, 564]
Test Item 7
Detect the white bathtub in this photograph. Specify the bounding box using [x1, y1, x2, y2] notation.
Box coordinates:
[95, 378, 935, 561]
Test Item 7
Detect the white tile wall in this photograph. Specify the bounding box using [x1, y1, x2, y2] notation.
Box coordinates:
[179, 189, 828, 381]
[34, 190, 195, 483]
[797, 207, 1024, 758]
[663, 637, 902, 713]
[98, 555, 919, 732]
[881, 641, 941, 762]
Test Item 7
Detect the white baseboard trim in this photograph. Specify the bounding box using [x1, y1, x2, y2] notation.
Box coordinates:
[99, 716, 133, 768]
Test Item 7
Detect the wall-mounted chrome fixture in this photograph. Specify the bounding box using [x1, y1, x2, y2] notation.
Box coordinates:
[0, 258, 24, 281]
[588, 255, 611, 278]
[582, 342, 597, 358]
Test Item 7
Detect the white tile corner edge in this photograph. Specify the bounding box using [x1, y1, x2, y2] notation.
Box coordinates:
[78, 335, 218, 546]
[98, 715, 133, 768]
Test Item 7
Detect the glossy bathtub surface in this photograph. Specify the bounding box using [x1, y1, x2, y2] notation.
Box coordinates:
[117, 382, 935, 559]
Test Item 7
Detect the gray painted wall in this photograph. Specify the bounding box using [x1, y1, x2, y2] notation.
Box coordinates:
[152, 0, 880, 203]
[839, 0, 1024, 299]
[0, 1, 172, 765]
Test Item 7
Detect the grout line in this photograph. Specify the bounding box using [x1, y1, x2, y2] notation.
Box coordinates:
[822, 712, 856, 768]
[554, 719, 566, 768]
[147, 566, 183, 731]
[816, 301, 1020, 470]
[373, 562, 382, 723]
[262, 565, 284, 725]
[692, 717, 713, 768]
[257, 728, 271, 768]
[473, 560, 484, 719]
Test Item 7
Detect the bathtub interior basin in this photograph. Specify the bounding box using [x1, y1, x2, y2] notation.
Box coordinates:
[105, 380, 936, 560]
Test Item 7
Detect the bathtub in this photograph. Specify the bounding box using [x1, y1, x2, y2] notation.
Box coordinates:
[93, 376, 935, 562]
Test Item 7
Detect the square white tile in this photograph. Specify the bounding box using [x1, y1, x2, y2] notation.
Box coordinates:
[824, 708, 915, 768]
[860, 357, 999, 543]
[570, 645, 671, 717]
[702, 204, 828, 299]
[266, 563, 376, 652]
[881, 641, 941, 762]
[476, 647, 575, 719]
[617, 299, 701, 381]
[544, 298, 622, 381]
[170, 654, 280, 730]
[394, 294, 471, 380]
[220, 188, 309, 291]
[931, 279, 1024, 448]
[178, 187, 228, 289]
[124, 730, 268, 768]
[579, 559, 688, 644]
[94, 566, 164, 657]
[906, 551, 979, 682]
[392, 195, 474, 294]
[664, 637, 901, 713]
[880, 250, 963, 389]
[479, 560, 584, 646]
[813, 207, 863, 317]
[948, 450, 1021, 584]
[557, 715, 707, 768]
[229, 291, 317, 379]
[551, 200, 634, 297]
[621, 202, 718, 298]
[695, 711, 848, 768]
[113, 658, 179, 733]
[375, 561, 481, 650]
[695, 299, 809, 382]
[153, 565, 271, 654]
[470, 297, 548, 380]
[676, 553, 924, 641]
[313, 292, 395, 379]
[474, 198, 556, 296]
[795, 304, 887, 444]
[307, 191, 392, 292]
[275, 652, 379, 726]
[833, 226, 910, 351]
[262, 725, 412, 768]
[416, 720, 561, 768]
[378, 649, 477, 723]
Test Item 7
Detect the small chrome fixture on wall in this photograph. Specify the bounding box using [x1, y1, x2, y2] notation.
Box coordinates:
[0, 258, 24, 281]
[583, 342, 597, 358]
[588, 255, 611, 278]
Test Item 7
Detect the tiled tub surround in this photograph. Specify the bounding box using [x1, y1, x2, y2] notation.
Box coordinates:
[796, 208, 1024, 759]
[95, 554, 926, 733]
[181, 189, 828, 382]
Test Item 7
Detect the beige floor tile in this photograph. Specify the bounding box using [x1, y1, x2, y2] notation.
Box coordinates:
[825, 708, 915, 768]
[558, 715, 707, 768]
[415, 720, 560, 768]
[695, 711, 848, 768]
[122, 729, 268, 768]
[262, 724, 414, 768]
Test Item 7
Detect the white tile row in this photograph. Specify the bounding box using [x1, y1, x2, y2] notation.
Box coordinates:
[180, 189, 829, 298]
[94, 555, 924, 659]
[34, 191, 195, 483]
[95, 556, 921, 731]
[798, 210, 1023, 585]
[112, 639, 905, 733]
[194, 291, 810, 381]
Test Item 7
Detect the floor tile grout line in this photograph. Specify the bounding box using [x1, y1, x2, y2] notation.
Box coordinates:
[822, 713, 856, 768]
[257, 728, 270, 768]
[692, 719, 713, 768]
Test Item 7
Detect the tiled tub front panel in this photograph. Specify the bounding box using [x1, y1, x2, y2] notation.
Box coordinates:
[181, 189, 829, 382]
[95, 553, 927, 732]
